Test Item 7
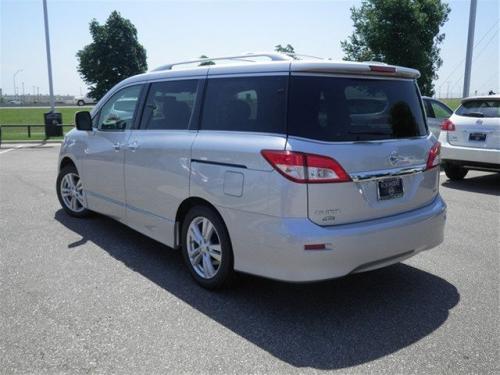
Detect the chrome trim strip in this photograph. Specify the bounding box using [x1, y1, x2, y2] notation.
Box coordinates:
[350, 164, 427, 182]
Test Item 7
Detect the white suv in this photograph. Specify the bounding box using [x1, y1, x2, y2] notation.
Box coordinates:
[439, 95, 500, 180]
[57, 53, 446, 289]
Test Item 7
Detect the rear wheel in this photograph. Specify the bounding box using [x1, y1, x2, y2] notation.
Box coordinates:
[444, 164, 468, 181]
[56, 165, 91, 217]
[181, 206, 234, 289]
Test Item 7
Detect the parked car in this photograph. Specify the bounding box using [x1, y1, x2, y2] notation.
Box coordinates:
[439, 95, 500, 180]
[73, 95, 96, 106]
[7, 99, 22, 105]
[57, 53, 446, 289]
[422, 96, 453, 138]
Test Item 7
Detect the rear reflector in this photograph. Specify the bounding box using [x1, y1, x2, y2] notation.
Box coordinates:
[261, 150, 351, 183]
[369, 65, 396, 73]
[440, 118, 455, 131]
[426, 142, 441, 169]
[304, 244, 326, 250]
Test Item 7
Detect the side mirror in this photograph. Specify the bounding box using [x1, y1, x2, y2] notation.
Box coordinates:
[75, 111, 93, 131]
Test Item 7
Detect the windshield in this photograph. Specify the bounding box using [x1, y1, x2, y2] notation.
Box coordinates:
[456, 100, 500, 118]
[287, 76, 427, 141]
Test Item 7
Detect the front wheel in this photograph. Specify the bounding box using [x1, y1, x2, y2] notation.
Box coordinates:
[77, 100, 85, 106]
[56, 165, 91, 217]
[181, 206, 234, 289]
[444, 164, 468, 181]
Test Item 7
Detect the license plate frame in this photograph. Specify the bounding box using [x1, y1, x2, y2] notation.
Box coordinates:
[469, 132, 487, 142]
[377, 177, 404, 201]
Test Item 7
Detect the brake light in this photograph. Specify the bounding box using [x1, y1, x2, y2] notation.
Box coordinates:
[441, 118, 455, 131]
[426, 142, 441, 169]
[369, 65, 396, 73]
[261, 150, 351, 183]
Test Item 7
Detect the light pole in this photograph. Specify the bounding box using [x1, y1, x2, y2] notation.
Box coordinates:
[13, 69, 23, 97]
[43, 0, 55, 112]
[463, 0, 477, 98]
[42, 0, 62, 138]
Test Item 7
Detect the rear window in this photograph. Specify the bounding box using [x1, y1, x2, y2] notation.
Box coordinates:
[201, 76, 287, 133]
[288, 76, 427, 141]
[456, 100, 500, 118]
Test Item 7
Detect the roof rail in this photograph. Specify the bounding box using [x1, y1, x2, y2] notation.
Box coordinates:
[151, 52, 294, 72]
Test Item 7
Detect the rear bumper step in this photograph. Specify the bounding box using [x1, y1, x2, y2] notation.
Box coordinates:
[442, 159, 500, 172]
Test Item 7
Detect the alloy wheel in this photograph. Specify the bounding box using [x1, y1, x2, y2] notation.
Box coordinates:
[186, 216, 222, 279]
[60, 172, 85, 213]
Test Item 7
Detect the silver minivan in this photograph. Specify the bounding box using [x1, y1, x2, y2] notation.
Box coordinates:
[57, 53, 446, 289]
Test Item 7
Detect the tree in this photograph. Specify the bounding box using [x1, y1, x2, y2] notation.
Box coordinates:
[275, 44, 296, 55]
[76, 11, 147, 100]
[341, 0, 450, 96]
[199, 55, 215, 66]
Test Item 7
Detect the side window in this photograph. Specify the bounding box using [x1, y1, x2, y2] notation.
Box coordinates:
[431, 101, 452, 119]
[424, 100, 435, 118]
[141, 80, 198, 130]
[98, 85, 142, 131]
[201, 76, 287, 133]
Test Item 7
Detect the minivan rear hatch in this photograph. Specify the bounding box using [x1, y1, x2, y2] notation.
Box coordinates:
[286, 73, 439, 226]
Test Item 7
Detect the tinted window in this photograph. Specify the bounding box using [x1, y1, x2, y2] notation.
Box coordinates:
[431, 100, 452, 119]
[141, 80, 198, 130]
[201, 76, 286, 133]
[98, 85, 142, 131]
[456, 100, 500, 118]
[288, 76, 427, 141]
[424, 99, 435, 118]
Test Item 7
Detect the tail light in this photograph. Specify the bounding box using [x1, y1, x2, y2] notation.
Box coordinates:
[441, 119, 455, 131]
[261, 150, 351, 183]
[426, 142, 441, 169]
[369, 65, 396, 73]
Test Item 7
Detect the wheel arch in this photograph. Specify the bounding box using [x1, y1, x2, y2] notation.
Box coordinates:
[174, 196, 230, 249]
[59, 156, 77, 172]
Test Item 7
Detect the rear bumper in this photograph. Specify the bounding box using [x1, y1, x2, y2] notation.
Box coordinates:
[220, 196, 447, 282]
[441, 140, 500, 168]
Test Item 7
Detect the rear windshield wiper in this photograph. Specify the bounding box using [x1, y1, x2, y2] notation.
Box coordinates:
[461, 112, 485, 117]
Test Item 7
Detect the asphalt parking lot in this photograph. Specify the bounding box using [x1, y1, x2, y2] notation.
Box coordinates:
[0, 144, 498, 374]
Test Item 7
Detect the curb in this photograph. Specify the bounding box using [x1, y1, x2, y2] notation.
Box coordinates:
[1, 140, 62, 144]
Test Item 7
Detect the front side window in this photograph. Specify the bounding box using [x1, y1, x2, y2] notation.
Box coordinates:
[201, 76, 287, 133]
[456, 100, 500, 118]
[98, 85, 142, 131]
[288, 76, 427, 141]
[141, 80, 199, 130]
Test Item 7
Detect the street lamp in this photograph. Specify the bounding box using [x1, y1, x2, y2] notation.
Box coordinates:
[13, 69, 23, 97]
[42, 0, 62, 137]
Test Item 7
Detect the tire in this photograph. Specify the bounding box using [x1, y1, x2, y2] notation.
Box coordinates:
[181, 205, 234, 289]
[444, 164, 468, 181]
[77, 100, 85, 106]
[56, 165, 91, 218]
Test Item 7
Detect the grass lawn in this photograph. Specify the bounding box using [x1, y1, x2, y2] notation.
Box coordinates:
[439, 98, 461, 110]
[0, 107, 89, 125]
[0, 107, 90, 141]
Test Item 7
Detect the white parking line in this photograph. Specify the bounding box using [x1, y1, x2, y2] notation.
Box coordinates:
[0, 145, 24, 154]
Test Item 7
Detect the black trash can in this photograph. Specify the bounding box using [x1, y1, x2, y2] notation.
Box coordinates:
[44, 112, 63, 138]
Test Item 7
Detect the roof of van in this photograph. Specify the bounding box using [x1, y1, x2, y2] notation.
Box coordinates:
[120, 53, 421, 87]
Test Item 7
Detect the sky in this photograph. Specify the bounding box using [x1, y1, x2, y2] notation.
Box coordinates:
[1, 0, 498, 98]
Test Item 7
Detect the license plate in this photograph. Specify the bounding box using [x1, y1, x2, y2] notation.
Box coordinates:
[378, 177, 404, 200]
[469, 132, 487, 142]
